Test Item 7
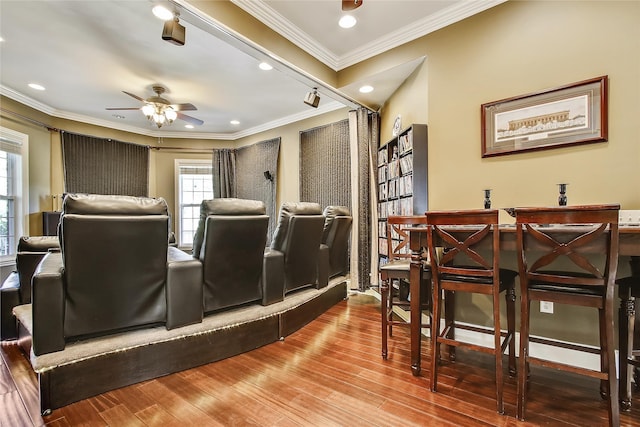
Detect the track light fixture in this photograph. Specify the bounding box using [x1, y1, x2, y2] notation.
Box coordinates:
[162, 13, 186, 46]
[342, 0, 363, 11]
[303, 88, 320, 108]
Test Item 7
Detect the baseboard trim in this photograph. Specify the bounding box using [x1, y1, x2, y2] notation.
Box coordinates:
[365, 287, 616, 375]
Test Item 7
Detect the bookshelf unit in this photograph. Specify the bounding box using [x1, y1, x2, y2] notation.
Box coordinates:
[377, 124, 428, 264]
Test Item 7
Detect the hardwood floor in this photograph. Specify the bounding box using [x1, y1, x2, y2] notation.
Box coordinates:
[2, 293, 639, 426]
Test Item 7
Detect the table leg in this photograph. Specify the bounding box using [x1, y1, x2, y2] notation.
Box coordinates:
[410, 252, 422, 376]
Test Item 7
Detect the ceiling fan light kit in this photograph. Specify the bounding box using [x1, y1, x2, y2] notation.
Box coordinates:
[106, 85, 203, 128]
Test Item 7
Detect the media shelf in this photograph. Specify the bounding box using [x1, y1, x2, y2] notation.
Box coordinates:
[377, 124, 428, 264]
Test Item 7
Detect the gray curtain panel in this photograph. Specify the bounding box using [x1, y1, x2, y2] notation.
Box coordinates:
[351, 109, 380, 290]
[299, 113, 380, 291]
[212, 148, 237, 198]
[235, 138, 280, 244]
[61, 131, 149, 196]
[212, 139, 280, 245]
[299, 119, 351, 209]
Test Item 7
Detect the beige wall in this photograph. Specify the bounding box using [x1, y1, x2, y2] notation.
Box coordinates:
[368, 1, 639, 344]
[376, 1, 639, 214]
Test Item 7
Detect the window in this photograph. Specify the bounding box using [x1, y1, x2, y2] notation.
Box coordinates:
[0, 127, 28, 265]
[175, 159, 213, 248]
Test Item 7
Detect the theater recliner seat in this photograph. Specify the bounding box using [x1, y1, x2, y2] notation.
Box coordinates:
[262, 202, 329, 304]
[0, 236, 60, 340]
[321, 206, 352, 278]
[29, 194, 202, 356]
[191, 198, 269, 314]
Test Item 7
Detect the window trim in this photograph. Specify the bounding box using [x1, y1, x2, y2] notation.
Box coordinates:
[0, 127, 29, 266]
[174, 158, 213, 249]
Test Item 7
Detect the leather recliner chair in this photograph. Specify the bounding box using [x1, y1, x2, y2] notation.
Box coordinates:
[321, 206, 352, 278]
[0, 236, 60, 340]
[30, 194, 202, 356]
[262, 202, 329, 305]
[191, 198, 270, 314]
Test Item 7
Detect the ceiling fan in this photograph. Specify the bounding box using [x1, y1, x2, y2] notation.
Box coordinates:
[106, 85, 204, 128]
[342, 0, 363, 11]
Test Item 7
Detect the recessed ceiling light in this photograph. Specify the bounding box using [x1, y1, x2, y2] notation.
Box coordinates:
[185, 124, 194, 129]
[230, 120, 240, 125]
[152, 5, 174, 21]
[0, 37, 4, 42]
[339, 15, 357, 29]
[259, 62, 273, 71]
[28, 83, 45, 91]
[359, 85, 374, 93]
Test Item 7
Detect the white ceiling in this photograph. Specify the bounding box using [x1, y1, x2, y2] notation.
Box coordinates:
[0, 0, 504, 140]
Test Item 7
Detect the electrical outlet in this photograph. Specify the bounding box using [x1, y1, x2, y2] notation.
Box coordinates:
[619, 210, 640, 225]
[540, 301, 554, 314]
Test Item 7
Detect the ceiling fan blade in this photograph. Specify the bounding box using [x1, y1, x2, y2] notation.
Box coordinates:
[122, 91, 145, 102]
[177, 112, 204, 126]
[171, 102, 197, 111]
[342, 0, 362, 11]
[105, 107, 142, 110]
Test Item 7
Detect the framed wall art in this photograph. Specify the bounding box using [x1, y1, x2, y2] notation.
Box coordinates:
[481, 76, 608, 157]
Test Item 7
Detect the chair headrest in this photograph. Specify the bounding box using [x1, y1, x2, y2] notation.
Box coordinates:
[271, 202, 322, 250]
[280, 202, 322, 216]
[62, 194, 168, 216]
[323, 205, 351, 218]
[18, 236, 60, 252]
[200, 198, 266, 216]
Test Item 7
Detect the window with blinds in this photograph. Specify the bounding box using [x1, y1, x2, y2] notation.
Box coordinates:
[0, 127, 28, 262]
[175, 160, 213, 248]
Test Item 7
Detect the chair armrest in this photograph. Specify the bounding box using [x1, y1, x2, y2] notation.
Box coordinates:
[166, 247, 203, 329]
[32, 252, 65, 356]
[317, 244, 329, 289]
[262, 249, 284, 305]
[0, 272, 20, 340]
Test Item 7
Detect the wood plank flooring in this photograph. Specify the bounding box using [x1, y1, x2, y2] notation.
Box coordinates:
[2, 293, 640, 426]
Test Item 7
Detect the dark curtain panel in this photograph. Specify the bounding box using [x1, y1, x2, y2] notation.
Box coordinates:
[235, 138, 280, 245]
[212, 148, 237, 198]
[299, 119, 351, 209]
[61, 131, 149, 196]
[350, 109, 380, 290]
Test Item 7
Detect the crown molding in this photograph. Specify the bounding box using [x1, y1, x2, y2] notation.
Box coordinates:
[230, 0, 339, 68]
[232, 0, 506, 71]
[1, 85, 345, 141]
[337, 0, 507, 69]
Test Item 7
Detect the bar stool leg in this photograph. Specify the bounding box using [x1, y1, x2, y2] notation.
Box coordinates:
[381, 278, 390, 360]
[620, 283, 634, 411]
[506, 285, 517, 377]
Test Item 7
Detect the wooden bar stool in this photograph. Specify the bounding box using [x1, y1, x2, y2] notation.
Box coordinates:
[425, 209, 517, 414]
[514, 204, 620, 427]
[379, 215, 431, 360]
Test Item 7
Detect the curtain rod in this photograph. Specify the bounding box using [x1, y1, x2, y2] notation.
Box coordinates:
[0, 107, 59, 132]
[0, 109, 212, 152]
[1, 108, 212, 153]
[151, 146, 213, 153]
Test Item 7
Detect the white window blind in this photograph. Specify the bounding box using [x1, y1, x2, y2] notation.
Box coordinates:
[175, 161, 213, 248]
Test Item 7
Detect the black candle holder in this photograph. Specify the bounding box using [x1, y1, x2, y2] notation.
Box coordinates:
[484, 189, 491, 209]
[558, 183, 567, 206]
